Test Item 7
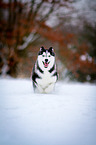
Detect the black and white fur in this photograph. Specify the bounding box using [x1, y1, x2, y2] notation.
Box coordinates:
[32, 46, 58, 93]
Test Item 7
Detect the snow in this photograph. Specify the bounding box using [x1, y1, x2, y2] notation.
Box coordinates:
[0, 78, 96, 145]
[80, 54, 93, 62]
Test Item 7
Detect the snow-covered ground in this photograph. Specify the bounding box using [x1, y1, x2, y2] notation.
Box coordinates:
[0, 78, 96, 145]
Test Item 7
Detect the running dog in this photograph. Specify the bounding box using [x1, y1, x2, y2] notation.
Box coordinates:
[32, 46, 58, 93]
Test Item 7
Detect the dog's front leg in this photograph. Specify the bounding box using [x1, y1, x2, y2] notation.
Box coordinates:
[36, 84, 44, 93]
[44, 83, 55, 93]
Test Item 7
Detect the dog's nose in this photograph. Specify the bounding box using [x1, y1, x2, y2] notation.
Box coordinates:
[45, 59, 48, 62]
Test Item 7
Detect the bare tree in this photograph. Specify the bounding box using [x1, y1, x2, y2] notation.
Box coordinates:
[0, 0, 74, 76]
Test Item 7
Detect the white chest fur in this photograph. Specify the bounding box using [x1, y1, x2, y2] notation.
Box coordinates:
[36, 71, 56, 89]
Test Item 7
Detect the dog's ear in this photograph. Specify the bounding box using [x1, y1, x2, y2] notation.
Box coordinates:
[40, 46, 46, 52]
[48, 47, 55, 56]
[48, 47, 54, 52]
[38, 46, 46, 55]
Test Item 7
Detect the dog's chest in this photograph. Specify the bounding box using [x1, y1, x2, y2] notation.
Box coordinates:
[36, 70, 55, 88]
[41, 71, 52, 83]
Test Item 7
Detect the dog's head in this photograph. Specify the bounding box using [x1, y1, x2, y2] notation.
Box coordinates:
[37, 46, 55, 70]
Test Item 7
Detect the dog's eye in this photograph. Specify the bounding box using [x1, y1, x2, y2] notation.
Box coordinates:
[42, 55, 45, 57]
[48, 55, 51, 57]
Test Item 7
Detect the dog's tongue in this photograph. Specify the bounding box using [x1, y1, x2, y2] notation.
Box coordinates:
[44, 62, 48, 68]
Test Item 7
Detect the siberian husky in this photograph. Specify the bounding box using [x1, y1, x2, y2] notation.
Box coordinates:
[32, 46, 58, 93]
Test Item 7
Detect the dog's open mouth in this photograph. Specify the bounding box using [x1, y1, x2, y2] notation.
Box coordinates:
[43, 61, 50, 68]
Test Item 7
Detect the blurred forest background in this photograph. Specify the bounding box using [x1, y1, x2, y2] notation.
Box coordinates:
[0, 0, 96, 82]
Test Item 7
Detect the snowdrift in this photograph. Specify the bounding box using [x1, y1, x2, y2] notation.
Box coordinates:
[0, 79, 96, 145]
